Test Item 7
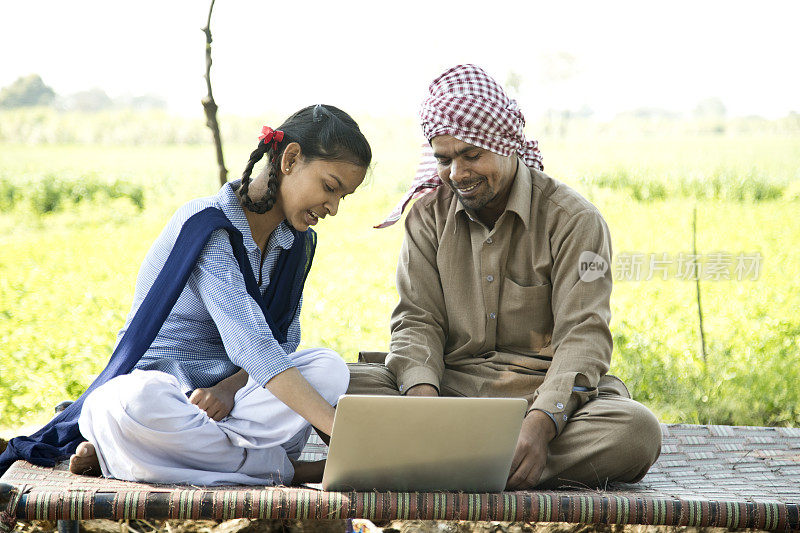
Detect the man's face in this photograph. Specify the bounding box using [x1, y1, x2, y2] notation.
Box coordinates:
[431, 135, 517, 218]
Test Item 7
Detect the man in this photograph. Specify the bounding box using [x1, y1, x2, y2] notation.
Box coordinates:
[348, 64, 661, 489]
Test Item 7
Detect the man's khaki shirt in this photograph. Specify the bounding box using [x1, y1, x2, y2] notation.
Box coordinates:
[386, 160, 614, 434]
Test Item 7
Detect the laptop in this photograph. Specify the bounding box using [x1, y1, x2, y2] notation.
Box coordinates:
[321, 395, 527, 492]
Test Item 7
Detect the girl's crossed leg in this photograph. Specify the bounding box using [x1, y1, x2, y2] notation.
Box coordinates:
[77, 348, 348, 485]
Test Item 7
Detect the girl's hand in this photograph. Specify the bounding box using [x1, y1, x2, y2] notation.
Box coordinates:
[189, 369, 249, 421]
[189, 386, 235, 421]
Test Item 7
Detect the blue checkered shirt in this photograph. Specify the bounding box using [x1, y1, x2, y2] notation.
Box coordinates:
[124, 183, 301, 391]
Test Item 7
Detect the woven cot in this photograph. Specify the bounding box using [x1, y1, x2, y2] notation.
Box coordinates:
[2, 424, 799, 531]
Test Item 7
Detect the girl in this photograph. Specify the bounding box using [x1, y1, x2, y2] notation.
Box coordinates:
[4, 104, 371, 486]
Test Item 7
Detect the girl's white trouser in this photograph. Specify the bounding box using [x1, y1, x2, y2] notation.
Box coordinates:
[78, 348, 349, 486]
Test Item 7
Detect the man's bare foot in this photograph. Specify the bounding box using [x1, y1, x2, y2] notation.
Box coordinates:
[289, 459, 325, 485]
[69, 441, 101, 476]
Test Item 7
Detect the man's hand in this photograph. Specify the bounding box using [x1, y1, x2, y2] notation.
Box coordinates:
[405, 384, 439, 397]
[189, 369, 248, 421]
[506, 410, 557, 489]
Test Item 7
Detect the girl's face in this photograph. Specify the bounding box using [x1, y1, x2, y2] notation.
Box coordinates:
[274, 155, 366, 232]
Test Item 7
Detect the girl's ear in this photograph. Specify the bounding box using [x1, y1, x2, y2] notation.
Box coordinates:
[280, 142, 302, 175]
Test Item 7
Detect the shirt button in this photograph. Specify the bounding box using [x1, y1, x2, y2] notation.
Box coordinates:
[556, 402, 564, 409]
[488, 312, 496, 319]
[563, 414, 568, 421]
[486, 237, 493, 244]
[486, 275, 494, 282]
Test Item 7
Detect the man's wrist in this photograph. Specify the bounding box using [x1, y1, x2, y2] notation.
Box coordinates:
[525, 409, 558, 442]
[405, 383, 439, 397]
[530, 387, 584, 436]
[394, 365, 441, 395]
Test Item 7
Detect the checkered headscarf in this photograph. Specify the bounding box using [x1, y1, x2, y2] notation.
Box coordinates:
[376, 64, 543, 228]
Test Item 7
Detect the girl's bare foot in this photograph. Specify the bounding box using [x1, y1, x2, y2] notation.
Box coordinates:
[69, 441, 101, 476]
[290, 459, 326, 485]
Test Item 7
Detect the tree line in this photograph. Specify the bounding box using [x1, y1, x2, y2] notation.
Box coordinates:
[0, 74, 165, 111]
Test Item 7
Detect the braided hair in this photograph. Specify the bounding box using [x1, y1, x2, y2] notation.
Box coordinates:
[238, 104, 372, 214]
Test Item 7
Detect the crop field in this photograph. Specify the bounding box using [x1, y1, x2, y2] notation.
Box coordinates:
[1, 110, 798, 432]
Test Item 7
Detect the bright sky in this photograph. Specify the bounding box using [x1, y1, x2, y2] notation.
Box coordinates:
[2, 0, 799, 119]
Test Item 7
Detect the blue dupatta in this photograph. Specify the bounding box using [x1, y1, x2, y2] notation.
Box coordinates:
[0, 206, 316, 474]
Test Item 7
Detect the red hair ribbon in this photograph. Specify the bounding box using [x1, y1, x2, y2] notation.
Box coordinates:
[258, 126, 285, 150]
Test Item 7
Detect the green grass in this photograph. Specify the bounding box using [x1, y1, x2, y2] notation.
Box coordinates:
[1, 131, 798, 431]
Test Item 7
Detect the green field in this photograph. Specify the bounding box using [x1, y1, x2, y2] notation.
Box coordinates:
[1, 116, 798, 432]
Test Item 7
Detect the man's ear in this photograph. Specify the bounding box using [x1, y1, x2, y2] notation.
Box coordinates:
[280, 142, 302, 175]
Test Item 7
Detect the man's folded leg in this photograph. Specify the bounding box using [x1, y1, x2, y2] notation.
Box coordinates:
[537, 382, 662, 489]
[346, 360, 401, 396]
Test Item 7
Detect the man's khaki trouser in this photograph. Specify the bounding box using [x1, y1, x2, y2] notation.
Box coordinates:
[346, 355, 662, 489]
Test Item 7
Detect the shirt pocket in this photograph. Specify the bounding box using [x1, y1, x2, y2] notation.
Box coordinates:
[498, 278, 554, 352]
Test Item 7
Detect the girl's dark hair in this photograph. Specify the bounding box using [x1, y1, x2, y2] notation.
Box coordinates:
[239, 104, 372, 214]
